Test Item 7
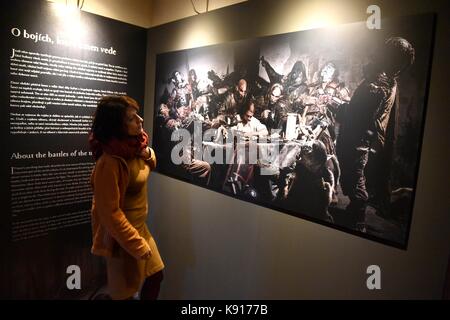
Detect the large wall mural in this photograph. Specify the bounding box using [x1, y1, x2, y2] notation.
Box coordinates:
[152, 14, 435, 248]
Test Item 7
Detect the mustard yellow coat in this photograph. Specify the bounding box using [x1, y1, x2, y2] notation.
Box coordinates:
[90, 149, 164, 299]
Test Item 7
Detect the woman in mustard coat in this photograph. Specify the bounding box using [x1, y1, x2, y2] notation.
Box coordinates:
[89, 96, 164, 300]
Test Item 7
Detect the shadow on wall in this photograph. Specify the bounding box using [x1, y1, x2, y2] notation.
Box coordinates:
[444, 256, 450, 299]
[148, 174, 196, 299]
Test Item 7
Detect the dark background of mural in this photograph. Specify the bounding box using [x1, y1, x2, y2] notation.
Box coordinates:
[152, 14, 434, 248]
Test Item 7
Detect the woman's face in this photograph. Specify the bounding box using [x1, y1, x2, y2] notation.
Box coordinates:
[124, 107, 143, 136]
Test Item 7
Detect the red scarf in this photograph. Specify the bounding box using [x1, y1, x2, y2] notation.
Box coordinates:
[89, 131, 149, 160]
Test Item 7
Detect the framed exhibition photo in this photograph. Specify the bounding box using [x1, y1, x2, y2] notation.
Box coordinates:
[152, 14, 435, 249]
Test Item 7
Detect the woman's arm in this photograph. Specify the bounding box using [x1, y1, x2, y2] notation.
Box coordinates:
[140, 146, 157, 171]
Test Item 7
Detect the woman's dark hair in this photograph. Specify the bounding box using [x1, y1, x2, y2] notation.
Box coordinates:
[91, 95, 139, 143]
[288, 60, 307, 83]
[188, 69, 197, 82]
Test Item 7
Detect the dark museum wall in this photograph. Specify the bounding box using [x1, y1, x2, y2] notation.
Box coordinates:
[1, 0, 148, 299]
[144, 0, 449, 299]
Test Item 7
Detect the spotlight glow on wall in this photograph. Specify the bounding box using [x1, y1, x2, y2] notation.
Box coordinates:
[270, 1, 350, 34]
[179, 20, 218, 49]
[49, 2, 88, 42]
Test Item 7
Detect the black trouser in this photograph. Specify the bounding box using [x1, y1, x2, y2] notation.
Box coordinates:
[340, 149, 369, 201]
[140, 270, 164, 300]
[339, 148, 369, 225]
